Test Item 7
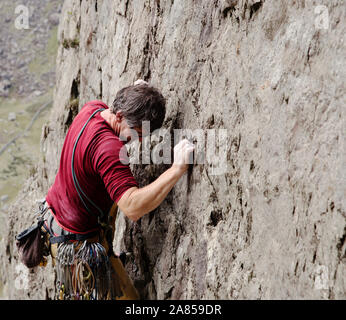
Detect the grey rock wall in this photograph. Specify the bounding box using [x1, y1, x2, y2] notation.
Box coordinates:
[1, 0, 345, 299]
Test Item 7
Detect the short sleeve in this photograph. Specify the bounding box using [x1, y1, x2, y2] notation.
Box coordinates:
[92, 136, 138, 203]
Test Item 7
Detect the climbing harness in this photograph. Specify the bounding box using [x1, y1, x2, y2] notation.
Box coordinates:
[55, 240, 114, 300]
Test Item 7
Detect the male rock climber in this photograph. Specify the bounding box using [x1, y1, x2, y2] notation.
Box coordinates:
[42, 79, 194, 300]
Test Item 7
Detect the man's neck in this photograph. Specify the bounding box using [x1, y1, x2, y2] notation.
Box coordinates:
[100, 109, 120, 135]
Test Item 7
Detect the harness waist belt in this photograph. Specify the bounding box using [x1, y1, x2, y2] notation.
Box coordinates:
[49, 231, 99, 244]
[42, 200, 100, 244]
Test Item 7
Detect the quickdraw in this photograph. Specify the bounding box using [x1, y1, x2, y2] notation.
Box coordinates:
[56, 240, 113, 300]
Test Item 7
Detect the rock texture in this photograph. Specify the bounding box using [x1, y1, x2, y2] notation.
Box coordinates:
[0, 0, 345, 299]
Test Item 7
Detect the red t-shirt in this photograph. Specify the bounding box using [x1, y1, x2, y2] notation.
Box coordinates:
[46, 100, 138, 234]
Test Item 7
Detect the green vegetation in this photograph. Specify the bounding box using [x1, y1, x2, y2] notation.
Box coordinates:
[0, 90, 53, 207]
[0, 2, 60, 210]
[46, 26, 59, 56]
[69, 97, 79, 109]
[43, 1, 56, 15]
[62, 37, 80, 49]
[28, 26, 58, 77]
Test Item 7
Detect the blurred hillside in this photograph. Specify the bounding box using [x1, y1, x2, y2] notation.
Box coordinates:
[0, 0, 61, 217]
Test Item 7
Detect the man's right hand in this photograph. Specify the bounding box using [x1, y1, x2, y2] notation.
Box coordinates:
[172, 139, 195, 173]
[117, 139, 194, 222]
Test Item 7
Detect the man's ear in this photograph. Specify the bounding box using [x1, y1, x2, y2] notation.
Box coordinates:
[115, 110, 123, 121]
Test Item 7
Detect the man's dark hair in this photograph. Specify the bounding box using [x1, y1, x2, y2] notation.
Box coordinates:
[111, 84, 166, 132]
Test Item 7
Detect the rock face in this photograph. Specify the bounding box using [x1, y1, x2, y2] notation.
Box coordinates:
[0, 0, 345, 299]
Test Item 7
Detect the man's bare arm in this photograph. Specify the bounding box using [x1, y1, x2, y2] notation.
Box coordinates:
[117, 139, 194, 221]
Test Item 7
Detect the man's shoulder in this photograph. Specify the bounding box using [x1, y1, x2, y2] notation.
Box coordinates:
[93, 132, 127, 165]
[82, 100, 109, 110]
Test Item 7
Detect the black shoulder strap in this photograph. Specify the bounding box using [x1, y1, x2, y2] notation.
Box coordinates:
[71, 108, 106, 223]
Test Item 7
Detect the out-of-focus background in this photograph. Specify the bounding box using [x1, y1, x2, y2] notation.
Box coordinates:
[0, 1, 61, 297]
[0, 1, 61, 214]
